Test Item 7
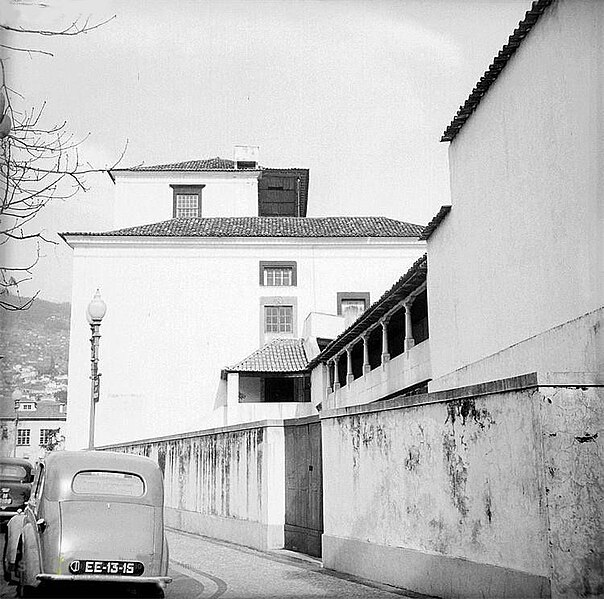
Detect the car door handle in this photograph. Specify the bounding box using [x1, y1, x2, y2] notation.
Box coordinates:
[36, 518, 47, 533]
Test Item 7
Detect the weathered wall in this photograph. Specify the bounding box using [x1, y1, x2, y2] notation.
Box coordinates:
[321, 374, 604, 599]
[429, 0, 604, 381]
[101, 421, 286, 551]
[540, 384, 604, 598]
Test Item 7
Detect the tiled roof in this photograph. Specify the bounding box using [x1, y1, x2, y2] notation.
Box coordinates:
[64, 217, 425, 238]
[419, 205, 451, 241]
[110, 158, 310, 173]
[115, 157, 241, 172]
[441, 0, 555, 142]
[0, 400, 66, 421]
[307, 254, 428, 368]
[225, 338, 308, 374]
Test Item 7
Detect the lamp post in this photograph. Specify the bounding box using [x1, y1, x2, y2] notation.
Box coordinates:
[86, 289, 106, 449]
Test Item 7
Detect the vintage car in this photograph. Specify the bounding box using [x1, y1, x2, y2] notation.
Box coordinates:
[0, 457, 34, 527]
[4, 450, 171, 597]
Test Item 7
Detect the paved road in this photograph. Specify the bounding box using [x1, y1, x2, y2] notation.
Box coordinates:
[166, 528, 417, 599]
[1, 529, 419, 598]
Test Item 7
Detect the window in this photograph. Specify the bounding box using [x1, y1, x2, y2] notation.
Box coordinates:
[337, 292, 370, 327]
[19, 403, 35, 411]
[72, 471, 144, 497]
[259, 261, 297, 286]
[265, 306, 293, 333]
[39, 429, 56, 446]
[0, 464, 28, 480]
[171, 185, 204, 218]
[17, 429, 30, 446]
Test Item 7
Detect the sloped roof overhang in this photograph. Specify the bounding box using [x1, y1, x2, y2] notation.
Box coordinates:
[307, 254, 427, 368]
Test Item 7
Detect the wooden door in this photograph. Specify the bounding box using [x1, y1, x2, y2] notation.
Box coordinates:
[284, 418, 323, 557]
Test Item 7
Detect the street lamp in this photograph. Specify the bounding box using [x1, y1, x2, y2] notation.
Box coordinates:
[86, 289, 106, 449]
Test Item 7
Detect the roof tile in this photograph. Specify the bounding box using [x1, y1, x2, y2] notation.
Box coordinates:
[64, 217, 425, 239]
[441, 0, 555, 142]
[226, 338, 308, 373]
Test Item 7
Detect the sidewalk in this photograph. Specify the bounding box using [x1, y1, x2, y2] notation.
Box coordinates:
[166, 527, 428, 599]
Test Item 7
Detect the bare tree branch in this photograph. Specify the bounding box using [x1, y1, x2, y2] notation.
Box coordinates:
[0, 10, 120, 310]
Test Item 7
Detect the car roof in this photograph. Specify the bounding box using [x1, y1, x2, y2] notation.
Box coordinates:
[41, 450, 164, 504]
[0, 457, 33, 470]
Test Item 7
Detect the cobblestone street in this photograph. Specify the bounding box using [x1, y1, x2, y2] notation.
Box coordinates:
[166, 528, 419, 599]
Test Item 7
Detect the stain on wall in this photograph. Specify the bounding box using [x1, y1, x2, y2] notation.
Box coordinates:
[324, 389, 551, 578]
[540, 386, 604, 598]
[106, 427, 266, 522]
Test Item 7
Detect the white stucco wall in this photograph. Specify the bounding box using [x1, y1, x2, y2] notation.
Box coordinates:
[429, 0, 604, 381]
[65, 236, 424, 448]
[111, 171, 260, 228]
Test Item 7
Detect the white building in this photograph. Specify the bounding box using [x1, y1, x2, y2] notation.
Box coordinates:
[0, 391, 66, 462]
[63, 150, 426, 448]
[427, 0, 603, 391]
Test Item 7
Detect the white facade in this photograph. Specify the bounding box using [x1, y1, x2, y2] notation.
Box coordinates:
[65, 235, 424, 448]
[111, 170, 260, 229]
[428, 0, 604, 386]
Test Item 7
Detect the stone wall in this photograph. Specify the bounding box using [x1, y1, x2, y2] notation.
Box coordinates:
[100, 420, 287, 551]
[321, 373, 603, 599]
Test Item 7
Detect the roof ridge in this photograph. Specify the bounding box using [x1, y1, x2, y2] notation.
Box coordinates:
[61, 216, 426, 239]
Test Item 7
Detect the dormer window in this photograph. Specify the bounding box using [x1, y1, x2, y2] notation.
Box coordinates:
[18, 402, 36, 411]
[171, 185, 204, 218]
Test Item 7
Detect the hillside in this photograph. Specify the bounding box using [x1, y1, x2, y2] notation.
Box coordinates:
[0, 295, 71, 408]
[0, 295, 71, 374]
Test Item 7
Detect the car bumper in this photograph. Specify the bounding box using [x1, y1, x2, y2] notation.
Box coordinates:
[37, 574, 172, 587]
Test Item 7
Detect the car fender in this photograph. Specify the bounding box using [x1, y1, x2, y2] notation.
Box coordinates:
[4, 513, 25, 570]
[20, 521, 42, 587]
[160, 535, 169, 576]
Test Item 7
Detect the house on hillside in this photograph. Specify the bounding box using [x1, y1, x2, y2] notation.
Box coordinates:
[0, 389, 66, 462]
[61, 147, 426, 448]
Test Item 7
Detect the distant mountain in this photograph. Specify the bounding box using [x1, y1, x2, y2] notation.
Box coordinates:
[0, 295, 71, 375]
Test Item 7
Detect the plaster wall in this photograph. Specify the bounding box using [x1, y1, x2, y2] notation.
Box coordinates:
[325, 338, 431, 409]
[430, 308, 604, 392]
[65, 238, 424, 448]
[101, 422, 286, 551]
[429, 0, 604, 380]
[321, 375, 604, 598]
[112, 172, 260, 228]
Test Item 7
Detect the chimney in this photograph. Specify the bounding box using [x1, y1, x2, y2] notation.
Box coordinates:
[233, 145, 259, 170]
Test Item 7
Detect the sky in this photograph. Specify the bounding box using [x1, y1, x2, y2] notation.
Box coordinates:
[2, 0, 532, 303]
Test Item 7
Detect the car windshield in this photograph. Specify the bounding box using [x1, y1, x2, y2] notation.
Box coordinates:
[72, 471, 144, 497]
[0, 464, 28, 480]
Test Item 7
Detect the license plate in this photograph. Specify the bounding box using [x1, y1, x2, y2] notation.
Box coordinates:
[69, 560, 144, 576]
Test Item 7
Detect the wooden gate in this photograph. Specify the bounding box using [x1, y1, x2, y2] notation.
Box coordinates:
[284, 416, 323, 557]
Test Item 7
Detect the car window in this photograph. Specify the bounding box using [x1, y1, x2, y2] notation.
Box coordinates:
[0, 464, 28, 481]
[72, 471, 144, 497]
